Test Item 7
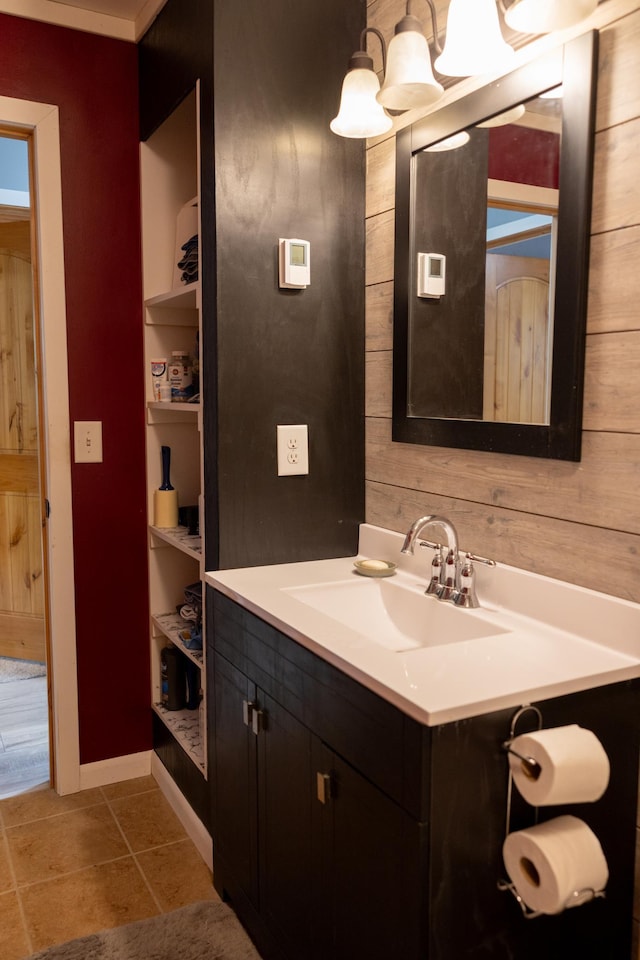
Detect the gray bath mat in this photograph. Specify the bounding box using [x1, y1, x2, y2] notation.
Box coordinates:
[26, 900, 262, 960]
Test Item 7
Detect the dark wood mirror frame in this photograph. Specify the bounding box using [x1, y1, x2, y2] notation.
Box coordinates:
[392, 31, 598, 461]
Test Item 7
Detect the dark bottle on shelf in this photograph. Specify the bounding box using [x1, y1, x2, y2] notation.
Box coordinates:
[185, 659, 201, 710]
[160, 645, 186, 711]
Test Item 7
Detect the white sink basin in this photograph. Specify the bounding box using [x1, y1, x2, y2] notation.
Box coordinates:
[284, 576, 509, 652]
[206, 523, 640, 726]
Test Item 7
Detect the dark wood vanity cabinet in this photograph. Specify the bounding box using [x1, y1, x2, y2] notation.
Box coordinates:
[207, 587, 639, 960]
[208, 588, 428, 960]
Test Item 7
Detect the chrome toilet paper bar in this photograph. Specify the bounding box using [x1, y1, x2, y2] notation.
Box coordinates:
[502, 704, 543, 838]
[497, 878, 606, 919]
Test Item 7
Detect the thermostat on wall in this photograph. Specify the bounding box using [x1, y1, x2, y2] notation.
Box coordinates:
[417, 252, 446, 298]
[279, 238, 310, 289]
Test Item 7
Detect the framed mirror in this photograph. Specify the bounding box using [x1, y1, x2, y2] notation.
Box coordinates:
[392, 31, 597, 460]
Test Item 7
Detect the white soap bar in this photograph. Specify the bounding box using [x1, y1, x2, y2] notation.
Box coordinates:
[359, 559, 389, 570]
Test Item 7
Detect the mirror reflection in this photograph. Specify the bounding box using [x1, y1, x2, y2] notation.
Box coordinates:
[393, 33, 597, 461]
[409, 90, 562, 426]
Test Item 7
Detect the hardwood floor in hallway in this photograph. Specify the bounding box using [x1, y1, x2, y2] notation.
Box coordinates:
[0, 676, 49, 801]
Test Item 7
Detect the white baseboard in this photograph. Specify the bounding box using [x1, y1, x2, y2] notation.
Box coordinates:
[79, 751, 152, 790]
[151, 753, 213, 871]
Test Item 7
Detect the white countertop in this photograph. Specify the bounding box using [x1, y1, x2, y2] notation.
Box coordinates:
[205, 524, 640, 726]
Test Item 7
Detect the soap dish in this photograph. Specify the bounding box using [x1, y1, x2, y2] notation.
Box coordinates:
[353, 559, 397, 578]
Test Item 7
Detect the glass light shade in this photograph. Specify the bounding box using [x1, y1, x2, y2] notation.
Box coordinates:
[434, 0, 516, 77]
[505, 0, 597, 33]
[424, 131, 470, 152]
[330, 67, 392, 139]
[377, 28, 444, 111]
[540, 85, 563, 99]
[476, 103, 525, 127]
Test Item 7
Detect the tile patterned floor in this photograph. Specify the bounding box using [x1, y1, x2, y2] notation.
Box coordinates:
[0, 775, 217, 960]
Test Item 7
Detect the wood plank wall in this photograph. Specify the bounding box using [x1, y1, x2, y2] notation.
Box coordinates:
[365, 2, 640, 951]
[365, 0, 640, 606]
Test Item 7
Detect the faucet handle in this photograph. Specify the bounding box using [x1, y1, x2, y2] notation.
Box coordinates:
[466, 552, 496, 567]
[453, 552, 496, 608]
[418, 538, 442, 551]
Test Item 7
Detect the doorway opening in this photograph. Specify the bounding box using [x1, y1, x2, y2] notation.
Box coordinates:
[0, 131, 49, 799]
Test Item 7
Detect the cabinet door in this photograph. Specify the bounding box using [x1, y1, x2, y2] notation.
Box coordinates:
[258, 691, 318, 960]
[320, 748, 427, 960]
[212, 651, 258, 906]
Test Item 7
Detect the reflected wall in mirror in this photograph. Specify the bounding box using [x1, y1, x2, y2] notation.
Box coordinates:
[393, 32, 597, 460]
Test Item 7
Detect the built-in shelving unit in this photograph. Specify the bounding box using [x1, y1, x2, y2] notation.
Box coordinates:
[140, 86, 207, 776]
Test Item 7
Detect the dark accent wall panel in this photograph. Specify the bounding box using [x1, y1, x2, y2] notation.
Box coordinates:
[138, 0, 212, 143]
[213, 0, 366, 569]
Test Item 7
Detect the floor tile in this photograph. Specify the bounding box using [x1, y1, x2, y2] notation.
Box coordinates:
[0, 891, 30, 960]
[136, 838, 217, 911]
[101, 775, 158, 801]
[109, 789, 186, 853]
[7, 803, 128, 885]
[0, 786, 103, 827]
[20, 857, 159, 952]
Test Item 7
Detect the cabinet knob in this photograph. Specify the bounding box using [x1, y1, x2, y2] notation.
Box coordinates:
[316, 772, 333, 805]
[251, 708, 265, 735]
[242, 699, 255, 727]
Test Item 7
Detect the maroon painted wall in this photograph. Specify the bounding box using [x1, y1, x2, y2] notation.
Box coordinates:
[489, 125, 560, 189]
[0, 14, 150, 764]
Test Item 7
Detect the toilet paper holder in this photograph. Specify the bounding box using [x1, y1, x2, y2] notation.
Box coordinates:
[496, 878, 605, 919]
[497, 704, 606, 919]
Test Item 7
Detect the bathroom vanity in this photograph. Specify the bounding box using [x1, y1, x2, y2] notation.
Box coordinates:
[205, 524, 640, 960]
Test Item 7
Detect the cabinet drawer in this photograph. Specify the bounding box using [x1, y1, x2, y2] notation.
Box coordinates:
[208, 587, 431, 820]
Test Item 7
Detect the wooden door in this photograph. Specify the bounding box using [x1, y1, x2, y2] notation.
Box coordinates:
[484, 254, 551, 424]
[0, 222, 45, 662]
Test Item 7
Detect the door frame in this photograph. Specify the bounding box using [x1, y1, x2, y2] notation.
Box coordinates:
[1, 95, 80, 794]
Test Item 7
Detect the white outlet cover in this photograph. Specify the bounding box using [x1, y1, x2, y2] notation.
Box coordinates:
[277, 424, 308, 476]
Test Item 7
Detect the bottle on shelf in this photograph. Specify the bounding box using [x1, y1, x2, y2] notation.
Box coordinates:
[160, 645, 186, 711]
[168, 350, 194, 402]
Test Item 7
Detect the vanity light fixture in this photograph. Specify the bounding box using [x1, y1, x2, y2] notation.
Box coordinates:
[540, 84, 563, 99]
[503, 0, 597, 33]
[329, 0, 585, 139]
[330, 28, 393, 139]
[424, 130, 470, 151]
[476, 103, 526, 127]
[435, 0, 515, 77]
[377, 0, 444, 111]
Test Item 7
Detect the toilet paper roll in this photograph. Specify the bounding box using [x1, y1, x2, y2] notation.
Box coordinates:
[154, 489, 178, 528]
[508, 725, 610, 806]
[503, 815, 608, 915]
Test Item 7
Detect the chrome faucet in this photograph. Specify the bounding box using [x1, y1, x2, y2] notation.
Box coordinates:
[401, 515, 496, 607]
[401, 515, 460, 602]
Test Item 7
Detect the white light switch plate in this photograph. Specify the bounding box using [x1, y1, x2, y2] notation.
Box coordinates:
[74, 420, 103, 463]
[277, 424, 309, 476]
